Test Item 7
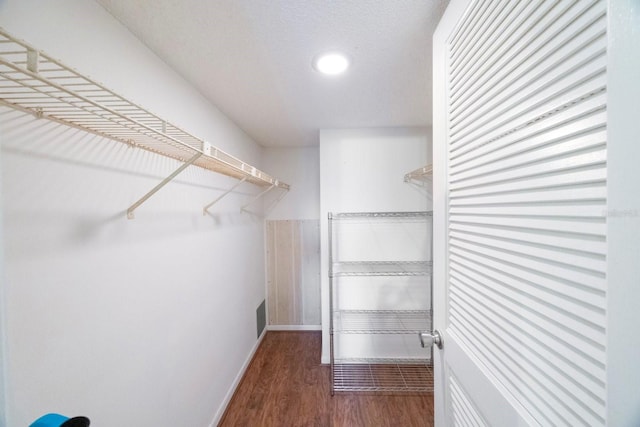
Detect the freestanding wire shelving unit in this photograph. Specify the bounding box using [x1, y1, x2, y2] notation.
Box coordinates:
[328, 211, 433, 395]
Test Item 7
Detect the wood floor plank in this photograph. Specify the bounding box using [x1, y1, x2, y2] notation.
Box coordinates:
[219, 331, 434, 427]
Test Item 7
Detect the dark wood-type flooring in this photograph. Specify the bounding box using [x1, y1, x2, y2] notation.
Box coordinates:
[219, 331, 434, 426]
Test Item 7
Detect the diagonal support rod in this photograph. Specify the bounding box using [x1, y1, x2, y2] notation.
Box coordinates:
[240, 184, 275, 213]
[263, 187, 289, 216]
[404, 164, 433, 183]
[203, 176, 247, 215]
[127, 152, 202, 219]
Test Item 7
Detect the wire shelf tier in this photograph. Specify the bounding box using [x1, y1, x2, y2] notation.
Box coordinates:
[333, 310, 431, 334]
[0, 28, 288, 190]
[334, 357, 431, 364]
[333, 363, 433, 393]
[404, 164, 433, 183]
[331, 261, 432, 277]
[330, 211, 432, 219]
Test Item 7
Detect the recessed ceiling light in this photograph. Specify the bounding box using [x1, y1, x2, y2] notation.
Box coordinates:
[312, 52, 350, 76]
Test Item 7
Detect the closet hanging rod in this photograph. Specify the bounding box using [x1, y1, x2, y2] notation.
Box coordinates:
[0, 28, 290, 215]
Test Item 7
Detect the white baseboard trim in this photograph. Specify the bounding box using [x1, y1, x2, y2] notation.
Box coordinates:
[267, 325, 322, 331]
[209, 329, 266, 427]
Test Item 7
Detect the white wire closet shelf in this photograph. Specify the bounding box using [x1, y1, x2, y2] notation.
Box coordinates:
[0, 28, 289, 218]
[331, 261, 432, 277]
[404, 164, 433, 183]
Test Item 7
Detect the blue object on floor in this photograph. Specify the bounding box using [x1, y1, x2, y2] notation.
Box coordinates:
[30, 413, 90, 427]
[30, 414, 68, 427]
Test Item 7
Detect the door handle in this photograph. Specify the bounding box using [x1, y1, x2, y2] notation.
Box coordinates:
[419, 330, 443, 349]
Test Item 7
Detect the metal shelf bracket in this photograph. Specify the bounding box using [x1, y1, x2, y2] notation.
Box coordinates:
[404, 164, 433, 183]
[263, 186, 289, 216]
[203, 176, 247, 215]
[240, 184, 275, 213]
[127, 153, 202, 219]
[26, 48, 38, 73]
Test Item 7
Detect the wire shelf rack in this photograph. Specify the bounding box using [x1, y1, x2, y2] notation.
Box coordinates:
[333, 362, 433, 393]
[330, 211, 432, 219]
[334, 357, 431, 364]
[333, 310, 431, 334]
[331, 261, 432, 277]
[328, 211, 433, 395]
[0, 28, 289, 190]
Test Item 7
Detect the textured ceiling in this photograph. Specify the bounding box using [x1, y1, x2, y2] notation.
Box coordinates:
[96, 0, 448, 147]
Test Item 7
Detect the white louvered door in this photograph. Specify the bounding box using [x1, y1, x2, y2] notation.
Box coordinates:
[432, 0, 609, 425]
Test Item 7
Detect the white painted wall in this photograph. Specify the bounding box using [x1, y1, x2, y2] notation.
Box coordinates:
[0, 1, 270, 426]
[263, 147, 321, 330]
[263, 146, 320, 220]
[319, 127, 431, 362]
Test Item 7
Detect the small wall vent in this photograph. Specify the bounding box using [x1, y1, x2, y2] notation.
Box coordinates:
[256, 300, 266, 338]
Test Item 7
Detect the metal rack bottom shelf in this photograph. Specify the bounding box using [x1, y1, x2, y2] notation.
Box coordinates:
[333, 362, 433, 393]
